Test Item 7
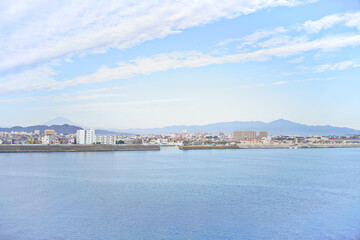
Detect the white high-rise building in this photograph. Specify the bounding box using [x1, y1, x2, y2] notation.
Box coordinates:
[76, 128, 95, 144]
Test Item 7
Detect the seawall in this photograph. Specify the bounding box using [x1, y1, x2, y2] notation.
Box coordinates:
[179, 144, 360, 150]
[0, 144, 160, 153]
[179, 145, 239, 150]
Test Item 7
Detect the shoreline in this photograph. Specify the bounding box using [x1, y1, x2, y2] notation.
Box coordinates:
[1, 143, 359, 152]
[179, 144, 360, 150]
[0, 144, 160, 153]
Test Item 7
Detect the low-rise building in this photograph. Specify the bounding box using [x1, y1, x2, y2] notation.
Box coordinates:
[41, 135, 52, 144]
[44, 129, 56, 135]
[96, 135, 116, 144]
[51, 138, 60, 144]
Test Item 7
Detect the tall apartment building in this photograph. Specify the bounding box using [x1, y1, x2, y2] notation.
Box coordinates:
[258, 131, 269, 139]
[76, 128, 95, 144]
[232, 131, 257, 140]
[96, 135, 116, 144]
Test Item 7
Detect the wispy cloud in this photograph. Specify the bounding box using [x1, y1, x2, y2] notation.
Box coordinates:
[0, 65, 58, 95]
[2, 32, 360, 95]
[238, 81, 288, 89]
[77, 86, 124, 94]
[297, 77, 336, 82]
[313, 60, 360, 73]
[51, 93, 123, 102]
[238, 83, 266, 89]
[299, 11, 360, 33]
[62, 33, 360, 86]
[33, 98, 193, 113]
[0, 0, 314, 72]
[219, 27, 287, 47]
[289, 56, 304, 63]
[272, 81, 288, 85]
[0, 97, 36, 104]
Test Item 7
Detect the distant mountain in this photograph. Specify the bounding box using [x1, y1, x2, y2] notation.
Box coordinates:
[118, 119, 359, 136]
[1, 119, 358, 136]
[44, 117, 80, 127]
[0, 124, 82, 135]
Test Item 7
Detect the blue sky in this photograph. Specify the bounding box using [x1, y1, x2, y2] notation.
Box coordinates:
[0, 0, 360, 129]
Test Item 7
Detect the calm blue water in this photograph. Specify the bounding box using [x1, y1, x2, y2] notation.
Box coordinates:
[0, 148, 360, 240]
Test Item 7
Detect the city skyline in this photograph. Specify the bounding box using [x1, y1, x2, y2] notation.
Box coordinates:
[1, 0, 360, 129]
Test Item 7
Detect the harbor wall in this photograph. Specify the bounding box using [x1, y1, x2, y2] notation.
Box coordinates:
[0, 144, 160, 153]
[179, 144, 360, 150]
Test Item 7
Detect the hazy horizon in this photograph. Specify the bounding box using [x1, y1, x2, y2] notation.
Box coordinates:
[1, 116, 359, 132]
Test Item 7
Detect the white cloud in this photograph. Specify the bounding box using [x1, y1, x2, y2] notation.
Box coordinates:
[344, 12, 360, 30]
[0, 97, 36, 104]
[289, 56, 304, 63]
[238, 81, 288, 88]
[272, 81, 288, 85]
[300, 11, 360, 33]
[34, 98, 193, 113]
[301, 14, 344, 33]
[0, 0, 314, 72]
[0, 65, 58, 95]
[297, 77, 336, 82]
[51, 93, 123, 102]
[2, 33, 360, 95]
[313, 60, 360, 73]
[77, 86, 124, 94]
[220, 27, 288, 47]
[57, 33, 360, 87]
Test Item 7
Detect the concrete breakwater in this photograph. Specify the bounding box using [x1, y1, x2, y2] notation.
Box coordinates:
[179, 145, 239, 150]
[0, 144, 160, 153]
[179, 144, 360, 150]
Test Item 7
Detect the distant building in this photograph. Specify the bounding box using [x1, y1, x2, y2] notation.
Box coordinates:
[51, 137, 60, 144]
[44, 129, 56, 135]
[41, 135, 52, 144]
[68, 137, 75, 144]
[76, 128, 95, 144]
[258, 131, 269, 139]
[232, 131, 257, 140]
[34, 130, 40, 135]
[96, 135, 116, 144]
[182, 129, 188, 138]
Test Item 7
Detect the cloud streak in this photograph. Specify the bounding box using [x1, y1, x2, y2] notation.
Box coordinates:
[313, 60, 360, 73]
[33, 98, 193, 113]
[51, 93, 124, 102]
[2, 32, 360, 95]
[300, 11, 360, 33]
[0, 0, 314, 72]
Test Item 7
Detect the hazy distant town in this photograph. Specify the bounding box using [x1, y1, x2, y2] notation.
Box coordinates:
[1, 126, 360, 148]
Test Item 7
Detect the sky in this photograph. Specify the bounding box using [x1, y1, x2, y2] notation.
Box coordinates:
[0, 0, 360, 129]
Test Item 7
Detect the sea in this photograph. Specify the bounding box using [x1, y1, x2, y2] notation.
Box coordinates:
[0, 147, 359, 240]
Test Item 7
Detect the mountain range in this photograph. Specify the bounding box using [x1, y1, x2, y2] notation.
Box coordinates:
[119, 119, 359, 136]
[43, 117, 79, 126]
[0, 124, 82, 135]
[1, 118, 359, 136]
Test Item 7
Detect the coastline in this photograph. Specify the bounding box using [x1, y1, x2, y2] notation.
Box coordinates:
[0, 144, 160, 153]
[179, 144, 360, 150]
[1, 143, 359, 152]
